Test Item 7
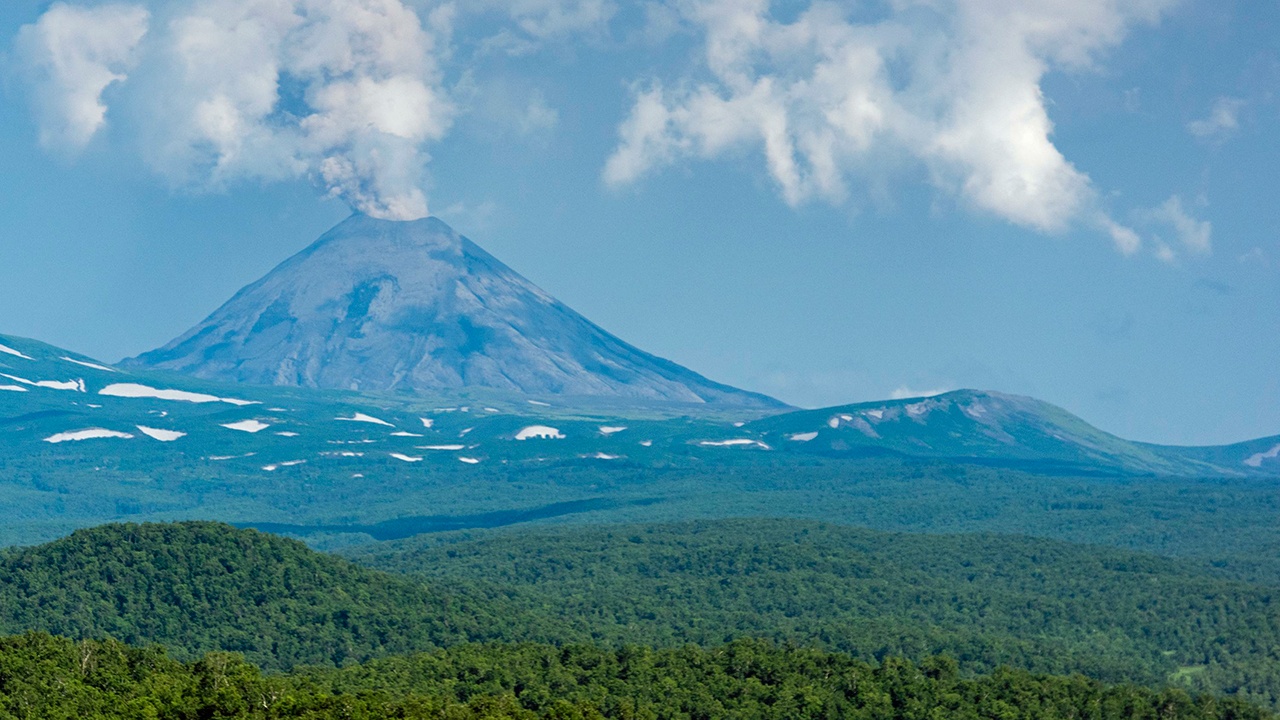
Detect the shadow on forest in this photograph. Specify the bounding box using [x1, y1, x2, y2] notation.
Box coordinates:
[237, 496, 664, 541]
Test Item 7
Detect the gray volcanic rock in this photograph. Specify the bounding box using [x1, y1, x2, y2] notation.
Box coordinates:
[126, 214, 783, 408]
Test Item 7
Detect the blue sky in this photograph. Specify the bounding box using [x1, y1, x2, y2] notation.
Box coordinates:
[0, 0, 1276, 445]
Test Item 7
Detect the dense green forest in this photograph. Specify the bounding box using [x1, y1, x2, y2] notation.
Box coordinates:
[5, 521, 1280, 710]
[0, 632, 1270, 720]
[0, 522, 533, 669]
[346, 519, 1280, 708]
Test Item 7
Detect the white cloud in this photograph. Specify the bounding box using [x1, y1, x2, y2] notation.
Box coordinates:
[605, 0, 1171, 240]
[1238, 247, 1269, 269]
[1188, 96, 1244, 141]
[1142, 195, 1212, 259]
[144, 0, 452, 220]
[506, 0, 615, 40]
[17, 0, 612, 218]
[890, 385, 952, 400]
[15, 3, 150, 150]
[19, 0, 452, 220]
[465, 0, 617, 55]
[519, 92, 560, 134]
[1101, 217, 1142, 256]
[603, 84, 685, 187]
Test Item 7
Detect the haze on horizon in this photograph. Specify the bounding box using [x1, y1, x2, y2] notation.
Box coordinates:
[0, 0, 1275, 446]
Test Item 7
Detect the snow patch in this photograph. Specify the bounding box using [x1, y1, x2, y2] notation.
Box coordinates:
[699, 439, 770, 449]
[276, 431, 300, 437]
[0, 344, 33, 360]
[516, 425, 564, 440]
[136, 426, 186, 442]
[391, 431, 423, 437]
[263, 460, 306, 471]
[419, 444, 466, 450]
[45, 428, 133, 443]
[420, 417, 435, 428]
[0, 385, 27, 392]
[222, 420, 270, 433]
[639, 440, 653, 447]
[588, 452, 621, 460]
[827, 417, 841, 429]
[61, 357, 116, 372]
[459, 456, 481, 464]
[336, 412, 394, 427]
[788, 432, 819, 442]
[599, 426, 627, 435]
[865, 409, 884, 420]
[1245, 444, 1280, 468]
[527, 400, 551, 407]
[207, 453, 255, 461]
[390, 453, 423, 463]
[2, 374, 84, 392]
[100, 383, 254, 405]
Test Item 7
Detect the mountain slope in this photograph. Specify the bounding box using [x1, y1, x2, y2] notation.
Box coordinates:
[4, 330, 1280, 565]
[124, 214, 782, 409]
[747, 389, 1264, 476]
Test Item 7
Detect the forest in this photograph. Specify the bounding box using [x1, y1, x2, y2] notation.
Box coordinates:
[343, 519, 1280, 703]
[0, 631, 1272, 720]
[4, 521, 1280, 712]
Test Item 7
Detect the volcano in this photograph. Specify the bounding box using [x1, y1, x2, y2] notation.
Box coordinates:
[126, 214, 783, 409]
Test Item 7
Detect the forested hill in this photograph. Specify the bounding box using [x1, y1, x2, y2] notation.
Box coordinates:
[0, 522, 527, 669]
[8, 519, 1280, 710]
[1, 632, 1271, 720]
[346, 518, 1280, 709]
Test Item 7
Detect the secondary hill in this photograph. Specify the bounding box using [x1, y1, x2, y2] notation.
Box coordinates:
[345, 518, 1280, 709]
[124, 214, 784, 409]
[3, 633, 1268, 720]
[0, 522, 526, 669]
[748, 389, 1280, 476]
